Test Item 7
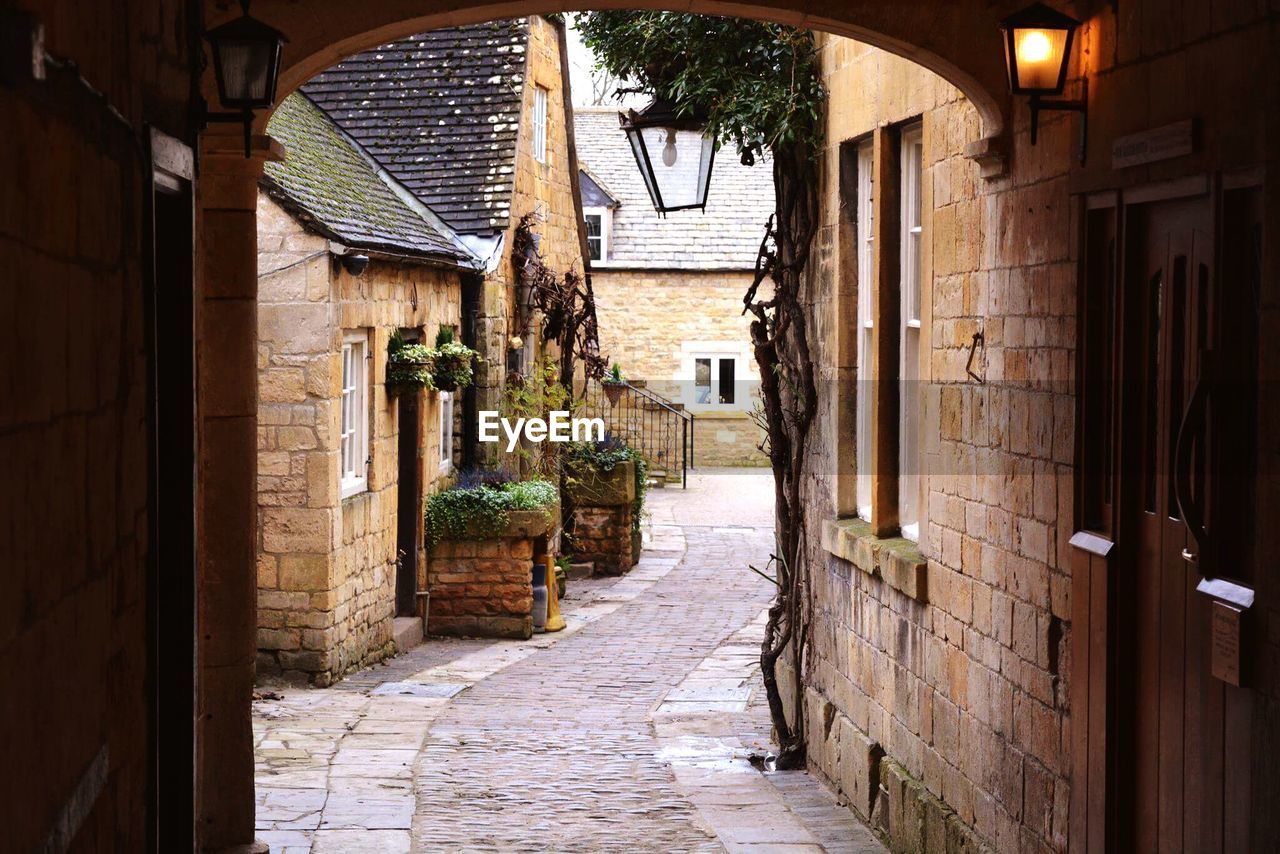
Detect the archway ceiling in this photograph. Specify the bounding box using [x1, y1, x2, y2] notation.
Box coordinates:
[211, 0, 1045, 161]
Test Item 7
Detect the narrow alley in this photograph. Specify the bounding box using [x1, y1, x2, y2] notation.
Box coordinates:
[252, 471, 884, 852]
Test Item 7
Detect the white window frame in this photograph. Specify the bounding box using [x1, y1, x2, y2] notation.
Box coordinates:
[678, 342, 751, 413]
[340, 330, 370, 498]
[438, 391, 455, 473]
[689, 353, 739, 410]
[583, 206, 610, 262]
[532, 86, 549, 164]
[898, 126, 923, 541]
[855, 139, 875, 521]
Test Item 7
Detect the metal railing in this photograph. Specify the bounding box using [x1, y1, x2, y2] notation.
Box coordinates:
[581, 379, 693, 488]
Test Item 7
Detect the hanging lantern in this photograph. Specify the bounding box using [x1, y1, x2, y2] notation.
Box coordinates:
[619, 99, 716, 215]
[999, 2, 1080, 96]
[998, 2, 1088, 160]
[204, 0, 288, 156]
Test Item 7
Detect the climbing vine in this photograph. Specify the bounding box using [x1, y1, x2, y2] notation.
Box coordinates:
[578, 11, 824, 768]
[502, 357, 577, 477]
[513, 212, 607, 393]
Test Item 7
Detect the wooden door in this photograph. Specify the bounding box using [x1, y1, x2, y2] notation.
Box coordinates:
[1113, 192, 1251, 853]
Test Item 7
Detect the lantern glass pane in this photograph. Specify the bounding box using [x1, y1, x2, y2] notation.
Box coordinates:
[642, 126, 712, 210]
[218, 39, 274, 105]
[624, 126, 662, 209]
[1012, 27, 1068, 91]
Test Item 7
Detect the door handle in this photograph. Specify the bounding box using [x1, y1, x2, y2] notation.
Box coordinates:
[1174, 351, 1213, 575]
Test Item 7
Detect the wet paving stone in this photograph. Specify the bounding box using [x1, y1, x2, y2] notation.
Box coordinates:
[254, 471, 885, 852]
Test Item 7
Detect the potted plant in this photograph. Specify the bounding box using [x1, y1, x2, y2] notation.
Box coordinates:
[429, 327, 479, 393]
[385, 331, 435, 395]
[561, 437, 648, 576]
[601, 363, 628, 406]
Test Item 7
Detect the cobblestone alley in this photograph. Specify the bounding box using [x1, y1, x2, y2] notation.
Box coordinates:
[252, 470, 885, 852]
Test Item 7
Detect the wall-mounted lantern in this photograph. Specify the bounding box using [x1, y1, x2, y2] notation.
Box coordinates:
[619, 99, 716, 216]
[204, 0, 288, 156]
[999, 2, 1087, 162]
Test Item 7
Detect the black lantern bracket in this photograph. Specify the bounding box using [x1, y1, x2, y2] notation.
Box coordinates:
[1028, 77, 1088, 165]
[204, 107, 258, 159]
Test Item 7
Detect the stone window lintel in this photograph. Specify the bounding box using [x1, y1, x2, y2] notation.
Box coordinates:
[821, 517, 927, 602]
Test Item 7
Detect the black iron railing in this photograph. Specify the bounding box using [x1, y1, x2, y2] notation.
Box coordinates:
[581, 379, 693, 488]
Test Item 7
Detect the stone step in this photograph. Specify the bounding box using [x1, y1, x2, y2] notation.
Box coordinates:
[392, 616, 424, 654]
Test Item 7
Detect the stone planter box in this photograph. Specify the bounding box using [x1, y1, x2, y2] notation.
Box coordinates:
[566, 461, 639, 576]
[427, 505, 558, 640]
[565, 460, 635, 507]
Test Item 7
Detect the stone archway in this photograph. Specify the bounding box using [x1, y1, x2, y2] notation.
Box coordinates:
[195, 2, 1025, 849]
[210, 0, 1022, 154]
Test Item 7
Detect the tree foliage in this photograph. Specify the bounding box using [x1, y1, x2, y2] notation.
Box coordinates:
[577, 12, 824, 769]
[575, 13, 823, 162]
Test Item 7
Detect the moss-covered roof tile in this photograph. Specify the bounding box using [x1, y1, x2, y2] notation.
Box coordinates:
[264, 92, 477, 266]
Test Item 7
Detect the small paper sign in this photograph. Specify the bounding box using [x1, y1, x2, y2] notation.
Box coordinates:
[1112, 120, 1195, 169]
[1210, 600, 1242, 686]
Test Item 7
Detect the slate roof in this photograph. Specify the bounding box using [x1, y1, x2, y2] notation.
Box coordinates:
[263, 92, 477, 266]
[573, 107, 776, 270]
[302, 20, 530, 237]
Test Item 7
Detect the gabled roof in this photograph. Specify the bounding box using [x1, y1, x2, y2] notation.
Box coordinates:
[573, 107, 776, 270]
[579, 167, 620, 209]
[263, 92, 478, 266]
[302, 19, 530, 237]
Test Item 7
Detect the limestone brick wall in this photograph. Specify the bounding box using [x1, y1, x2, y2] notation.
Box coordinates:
[593, 268, 769, 467]
[791, 35, 1076, 853]
[798, 13, 1280, 852]
[571, 505, 637, 575]
[475, 15, 587, 469]
[427, 528, 540, 639]
[692, 413, 766, 469]
[1, 2, 195, 849]
[255, 192, 462, 685]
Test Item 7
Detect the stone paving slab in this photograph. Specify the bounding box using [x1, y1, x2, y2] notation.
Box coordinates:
[253, 470, 885, 852]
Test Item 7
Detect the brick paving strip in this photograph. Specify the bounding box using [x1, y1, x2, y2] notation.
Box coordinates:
[254, 474, 884, 852]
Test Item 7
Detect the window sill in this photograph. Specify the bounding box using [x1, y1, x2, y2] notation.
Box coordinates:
[686, 408, 752, 420]
[821, 517, 927, 602]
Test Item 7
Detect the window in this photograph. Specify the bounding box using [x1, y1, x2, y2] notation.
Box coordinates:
[898, 126, 923, 541]
[532, 86, 549, 164]
[855, 139, 875, 520]
[439, 391, 454, 471]
[583, 206, 610, 261]
[692, 354, 738, 407]
[340, 331, 369, 498]
[848, 125, 926, 538]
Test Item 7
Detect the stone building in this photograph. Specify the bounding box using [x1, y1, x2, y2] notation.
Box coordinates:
[249, 16, 587, 685]
[7, 1, 1280, 851]
[301, 17, 589, 465]
[254, 92, 478, 685]
[575, 107, 774, 467]
[787, 22, 1276, 854]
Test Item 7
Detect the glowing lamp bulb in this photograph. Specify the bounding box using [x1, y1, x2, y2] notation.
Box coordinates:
[662, 129, 678, 167]
[1018, 30, 1053, 64]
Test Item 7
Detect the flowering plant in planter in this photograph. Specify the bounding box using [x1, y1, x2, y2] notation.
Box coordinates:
[429, 327, 479, 392]
[601, 363, 627, 406]
[424, 471, 558, 545]
[563, 436, 648, 535]
[386, 333, 436, 394]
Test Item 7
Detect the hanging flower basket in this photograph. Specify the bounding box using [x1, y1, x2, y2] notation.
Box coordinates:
[601, 363, 627, 406]
[430, 341, 479, 393]
[386, 343, 435, 395]
[602, 381, 627, 406]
